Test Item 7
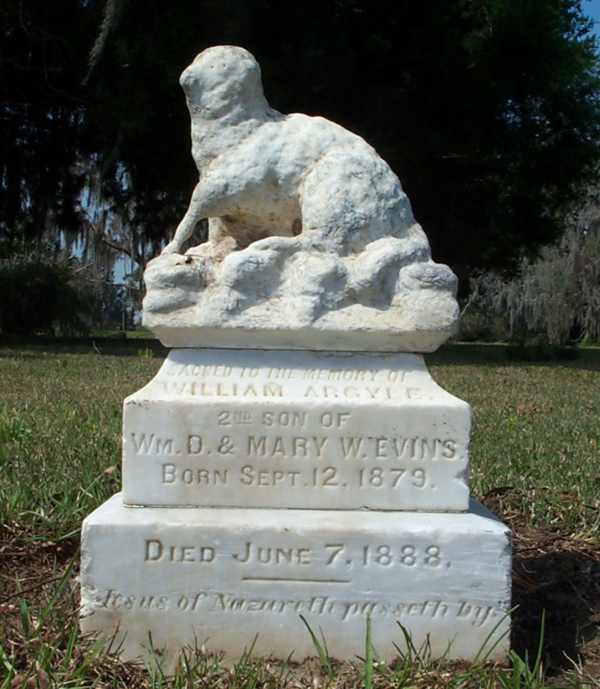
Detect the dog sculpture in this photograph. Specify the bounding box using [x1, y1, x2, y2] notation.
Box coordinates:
[163, 45, 419, 258]
[146, 45, 458, 351]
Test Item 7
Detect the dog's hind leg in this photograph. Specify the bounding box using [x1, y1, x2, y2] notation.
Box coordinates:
[300, 146, 413, 255]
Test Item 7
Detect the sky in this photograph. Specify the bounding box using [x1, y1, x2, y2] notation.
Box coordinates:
[585, 0, 600, 36]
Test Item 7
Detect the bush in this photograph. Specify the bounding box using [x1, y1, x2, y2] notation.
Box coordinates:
[463, 221, 600, 346]
[0, 247, 93, 336]
[458, 306, 508, 342]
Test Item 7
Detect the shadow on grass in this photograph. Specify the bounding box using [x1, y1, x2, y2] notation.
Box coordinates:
[428, 343, 600, 371]
[2, 337, 600, 369]
[0, 335, 168, 358]
[511, 536, 600, 675]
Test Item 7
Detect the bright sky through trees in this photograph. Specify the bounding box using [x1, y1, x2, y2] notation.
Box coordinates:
[586, 0, 600, 30]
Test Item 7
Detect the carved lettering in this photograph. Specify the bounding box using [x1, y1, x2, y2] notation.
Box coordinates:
[303, 385, 422, 400]
[340, 436, 459, 462]
[263, 411, 307, 428]
[161, 464, 229, 486]
[99, 589, 169, 610]
[131, 433, 174, 456]
[144, 539, 215, 563]
[457, 601, 496, 627]
[319, 412, 351, 428]
[95, 589, 502, 627]
[187, 435, 203, 454]
[232, 542, 311, 565]
[240, 466, 301, 486]
[246, 435, 328, 458]
[167, 364, 233, 378]
[161, 382, 284, 397]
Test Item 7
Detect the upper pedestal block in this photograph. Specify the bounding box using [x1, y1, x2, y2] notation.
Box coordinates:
[122, 348, 471, 511]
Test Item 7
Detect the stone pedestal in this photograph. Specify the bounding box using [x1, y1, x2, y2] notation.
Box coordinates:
[80, 349, 511, 665]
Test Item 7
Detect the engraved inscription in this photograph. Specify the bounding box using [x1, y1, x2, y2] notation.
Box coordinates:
[95, 588, 502, 628]
[240, 467, 301, 486]
[217, 410, 253, 426]
[125, 383, 468, 507]
[165, 364, 234, 378]
[141, 538, 450, 570]
[144, 539, 216, 563]
[164, 362, 416, 386]
[232, 542, 312, 565]
[247, 435, 328, 458]
[162, 464, 229, 486]
[156, 359, 430, 401]
[159, 380, 426, 400]
[159, 463, 436, 490]
[263, 411, 308, 428]
[303, 385, 422, 400]
[131, 433, 175, 455]
[358, 467, 427, 488]
[341, 436, 457, 461]
[160, 381, 284, 397]
[146, 405, 465, 500]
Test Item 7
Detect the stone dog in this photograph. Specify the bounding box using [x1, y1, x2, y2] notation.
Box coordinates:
[146, 45, 457, 348]
[163, 45, 423, 259]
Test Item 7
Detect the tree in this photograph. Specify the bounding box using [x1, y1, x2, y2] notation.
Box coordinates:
[2, 1, 600, 288]
[0, 241, 96, 335]
[0, 2, 92, 243]
[462, 194, 600, 345]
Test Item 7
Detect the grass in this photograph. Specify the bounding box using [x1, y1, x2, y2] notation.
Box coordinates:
[430, 350, 600, 538]
[0, 342, 599, 687]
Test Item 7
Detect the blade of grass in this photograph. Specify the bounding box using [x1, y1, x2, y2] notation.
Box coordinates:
[300, 614, 334, 678]
[364, 615, 374, 689]
[472, 605, 516, 664]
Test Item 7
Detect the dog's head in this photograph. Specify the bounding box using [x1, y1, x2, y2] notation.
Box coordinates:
[180, 46, 268, 121]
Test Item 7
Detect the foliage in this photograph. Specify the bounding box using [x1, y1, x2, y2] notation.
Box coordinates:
[462, 217, 600, 346]
[0, 243, 95, 336]
[2, 1, 600, 282]
[0, 2, 92, 243]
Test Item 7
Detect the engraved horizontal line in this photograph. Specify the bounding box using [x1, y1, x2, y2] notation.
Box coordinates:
[242, 576, 351, 584]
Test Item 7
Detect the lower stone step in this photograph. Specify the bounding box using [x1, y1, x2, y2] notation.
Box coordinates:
[80, 494, 511, 666]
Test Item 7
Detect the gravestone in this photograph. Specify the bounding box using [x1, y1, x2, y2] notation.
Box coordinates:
[80, 46, 511, 665]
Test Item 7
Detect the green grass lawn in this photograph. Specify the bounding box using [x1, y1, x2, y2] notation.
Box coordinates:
[0, 344, 599, 688]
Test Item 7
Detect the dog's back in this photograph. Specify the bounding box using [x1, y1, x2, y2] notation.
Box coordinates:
[167, 45, 415, 255]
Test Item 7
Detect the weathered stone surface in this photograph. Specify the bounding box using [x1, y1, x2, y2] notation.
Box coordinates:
[143, 46, 458, 352]
[122, 349, 470, 511]
[80, 494, 511, 665]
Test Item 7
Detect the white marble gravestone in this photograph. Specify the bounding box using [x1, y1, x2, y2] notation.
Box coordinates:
[80, 45, 511, 666]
